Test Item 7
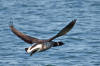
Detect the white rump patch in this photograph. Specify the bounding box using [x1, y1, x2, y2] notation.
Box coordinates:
[27, 44, 42, 53]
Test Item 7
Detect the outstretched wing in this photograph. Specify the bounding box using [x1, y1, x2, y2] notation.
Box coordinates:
[48, 19, 76, 41]
[9, 22, 41, 44]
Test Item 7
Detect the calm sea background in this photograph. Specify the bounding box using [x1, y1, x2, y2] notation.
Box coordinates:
[0, 0, 100, 66]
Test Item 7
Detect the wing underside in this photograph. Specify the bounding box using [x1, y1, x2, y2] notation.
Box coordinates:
[9, 19, 76, 44]
[48, 19, 76, 41]
[9, 23, 41, 44]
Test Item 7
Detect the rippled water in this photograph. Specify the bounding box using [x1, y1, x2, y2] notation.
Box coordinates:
[0, 0, 100, 66]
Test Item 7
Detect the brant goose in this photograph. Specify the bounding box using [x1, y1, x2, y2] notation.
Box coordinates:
[9, 19, 76, 56]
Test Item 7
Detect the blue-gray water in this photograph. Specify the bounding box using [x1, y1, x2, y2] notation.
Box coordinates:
[0, 0, 100, 66]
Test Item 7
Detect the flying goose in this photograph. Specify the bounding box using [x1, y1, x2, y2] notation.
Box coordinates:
[9, 19, 76, 56]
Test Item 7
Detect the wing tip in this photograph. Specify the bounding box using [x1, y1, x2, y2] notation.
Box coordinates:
[72, 19, 77, 23]
[9, 20, 14, 28]
[71, 19, 77, 25]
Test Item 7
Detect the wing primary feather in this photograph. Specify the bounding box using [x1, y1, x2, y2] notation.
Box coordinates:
[9, 21, 40, 44]
[48, 19, 76, 41]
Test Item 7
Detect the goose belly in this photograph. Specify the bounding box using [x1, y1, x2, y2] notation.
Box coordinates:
[41, 42, 53, 51]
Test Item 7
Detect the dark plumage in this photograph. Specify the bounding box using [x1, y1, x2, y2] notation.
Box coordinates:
[9, 19, 76, 56]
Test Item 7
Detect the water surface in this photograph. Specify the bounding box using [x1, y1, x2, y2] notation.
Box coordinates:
[0, 0, 100, 66]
